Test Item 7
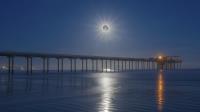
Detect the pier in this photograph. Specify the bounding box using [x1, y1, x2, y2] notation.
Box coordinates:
[0, 51, 182, 74]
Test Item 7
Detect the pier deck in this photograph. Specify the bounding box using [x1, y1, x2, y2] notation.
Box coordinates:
[0, 51, 182, 74]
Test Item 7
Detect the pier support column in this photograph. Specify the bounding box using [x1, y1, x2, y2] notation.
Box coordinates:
[131, 61, 133, 71]
[118, 60, 119, 72]
[153, 62, 155, 71]
[81, 59, 83, 72]
[85, 59, 88, 71]
[25, 57, 34, 74]
[106, 60, 107, 72]
[11, 57, 14, 74]
[7, 56, 14, 74]
[101, 59, 103, 72]
[114, 60, 115, 72]
[42, 58, 45, 73]
[173, 63, 175, 71]
[150, 61, 152, 70]
[176, 63, 178, 70]
[47, 58, 49, 73]
[110, 59, 111, 72]
[61, 58, 64, 73]
[167, 62, 170, 70]
[92, 59, 94, 72]
[135, 61, 137, 71]
[74, 59, 76, 72]
[26, 57, 29, 74]
[148, 61, 150, 70]
[140, 61, 142, 71]
[57, 58, 60, 72]
[30, 57, 32, 74]
[70, 58, 72, 72]
[96, 59, 98, 72]
[8, 56, 11, 74]
[146, 61, 148, 71]
[125, 61, 127, 71]
[122, 61, 124, 72]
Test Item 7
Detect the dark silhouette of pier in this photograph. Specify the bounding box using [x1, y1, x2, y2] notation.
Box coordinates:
[0, 51, 182, 74]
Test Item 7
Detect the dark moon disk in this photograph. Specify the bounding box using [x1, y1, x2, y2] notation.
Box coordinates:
[102, 25, 109, 31]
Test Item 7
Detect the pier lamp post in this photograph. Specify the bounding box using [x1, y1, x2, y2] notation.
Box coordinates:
[158, 56, 163, 60]
[157, 56, 165, 71]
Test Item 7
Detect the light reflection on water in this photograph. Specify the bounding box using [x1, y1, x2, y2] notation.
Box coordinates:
[0, 71, 200, 112]
[156, 71, 165, 112]
[98, 73, 116, 112]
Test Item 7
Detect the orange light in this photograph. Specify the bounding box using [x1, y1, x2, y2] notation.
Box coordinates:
[157, 72, 165, 111]
[158, 56, 163, 60]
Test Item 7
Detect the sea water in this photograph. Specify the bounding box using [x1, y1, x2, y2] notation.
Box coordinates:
[0, 70, 200, 112]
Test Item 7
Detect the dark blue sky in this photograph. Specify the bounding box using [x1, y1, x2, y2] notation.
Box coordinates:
[0, 0, 200, 68]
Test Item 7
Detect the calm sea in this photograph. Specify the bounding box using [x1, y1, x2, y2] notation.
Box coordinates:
[0, 70, 200, 112]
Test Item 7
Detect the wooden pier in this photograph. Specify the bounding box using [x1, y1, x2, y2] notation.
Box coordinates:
[0, 51, 182, 74]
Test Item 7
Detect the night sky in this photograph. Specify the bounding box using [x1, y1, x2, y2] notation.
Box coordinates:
[0, 0, 200, 68]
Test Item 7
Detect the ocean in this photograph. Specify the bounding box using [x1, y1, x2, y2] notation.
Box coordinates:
[0, 70, 200, 112]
